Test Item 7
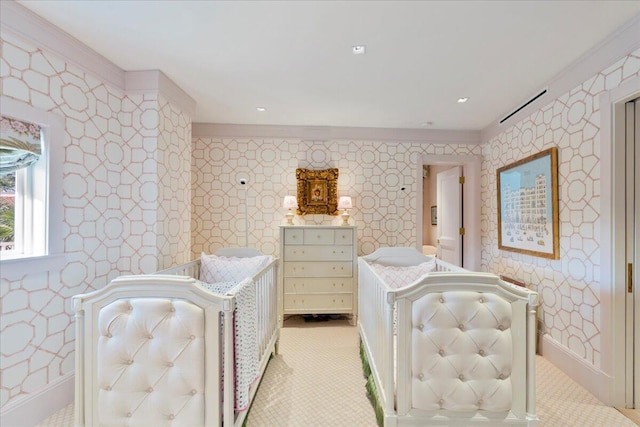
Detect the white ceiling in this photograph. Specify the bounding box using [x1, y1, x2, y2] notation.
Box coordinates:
[16, 1, 640, 131]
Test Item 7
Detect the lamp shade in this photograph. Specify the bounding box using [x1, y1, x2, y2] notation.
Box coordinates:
[283, 195, 298, 209]
[338, 196, 353, 210]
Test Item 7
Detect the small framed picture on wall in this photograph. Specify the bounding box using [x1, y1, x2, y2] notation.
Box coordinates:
[431, 206, 437, 225]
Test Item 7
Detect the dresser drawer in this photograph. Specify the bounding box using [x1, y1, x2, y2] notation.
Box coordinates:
[284, 261, 353, 277]
[284, 277, 353, 294]
[283, 293, 353, 311]
[303, 228, 334, 245]
[334, 229, 353, 245]
[284, 228, 304, 245]
[284, 245, 352, 261]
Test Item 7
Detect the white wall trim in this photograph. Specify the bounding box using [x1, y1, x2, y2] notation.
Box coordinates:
[481, 14, 640, 142]
[0, 372, 74, 427]
[0, 0, 125, 90]
[192, 123, 481, 144]
[540, 334, 612, 404]
[125, 70, 197, 117]
[415, 154, 482, 271]
[599, 74, 640, 407]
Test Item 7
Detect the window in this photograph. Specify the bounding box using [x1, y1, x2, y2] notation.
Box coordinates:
[0, 96, 64, 273]
[0, 116, 45, 258]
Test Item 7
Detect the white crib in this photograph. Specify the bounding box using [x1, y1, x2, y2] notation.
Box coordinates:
[358, 247, 539, 426]
[72, 248, 278, 427]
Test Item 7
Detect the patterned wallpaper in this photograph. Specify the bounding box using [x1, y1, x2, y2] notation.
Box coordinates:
[0, 32, 192, 408]
[481, 48, 640, 368]
[157, 97, 192, 270]
[191, 138, 481, 259]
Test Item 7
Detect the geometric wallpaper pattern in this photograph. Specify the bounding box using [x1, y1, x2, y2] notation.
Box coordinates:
[0, 31, 191, 408]
[481, 48, 640, 368]
[1, 13, 638, 418]
[191, 138, 481, 259]
[157, 97, 192, 270]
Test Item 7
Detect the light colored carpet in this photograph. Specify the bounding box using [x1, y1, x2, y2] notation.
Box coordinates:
[34, 318, 638, 426]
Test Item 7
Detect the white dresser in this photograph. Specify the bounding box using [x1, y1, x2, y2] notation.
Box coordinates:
[279, 225, 357, 325]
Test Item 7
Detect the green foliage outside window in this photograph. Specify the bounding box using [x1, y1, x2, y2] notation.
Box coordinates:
[0, 173, 15, 242]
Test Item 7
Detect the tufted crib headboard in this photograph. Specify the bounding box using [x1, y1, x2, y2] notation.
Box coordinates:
[394, 273, 538, 422]
[73, 275, 234, 427]
[358, 247, 539, 426]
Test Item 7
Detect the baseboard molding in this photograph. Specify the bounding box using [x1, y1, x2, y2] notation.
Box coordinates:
[0, 373, 74, 427]
[540, 334, 613, 405]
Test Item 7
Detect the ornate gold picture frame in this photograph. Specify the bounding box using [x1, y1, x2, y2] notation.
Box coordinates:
[497, 147, 559, 259]
[296, 168, 339, 215]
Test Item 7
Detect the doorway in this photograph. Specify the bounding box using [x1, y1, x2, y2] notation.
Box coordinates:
[603, 76, 639, 408]
[622, 96, 639, 409]
[415, 154, 482, 271]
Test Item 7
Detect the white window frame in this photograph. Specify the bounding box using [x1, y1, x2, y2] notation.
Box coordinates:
[0, 96, 65, 277]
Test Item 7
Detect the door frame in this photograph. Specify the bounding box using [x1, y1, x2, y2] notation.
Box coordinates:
[416, 154, 482, 271]
[600, 74, 640, 407]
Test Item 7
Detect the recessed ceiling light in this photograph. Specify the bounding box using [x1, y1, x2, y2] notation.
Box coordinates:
[457, 97, 469, 103]
[256, 107, 266, 112]
[352, 45, 366, 55]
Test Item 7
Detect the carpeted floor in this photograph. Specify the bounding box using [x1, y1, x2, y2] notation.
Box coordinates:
[34, 316, 639, 426]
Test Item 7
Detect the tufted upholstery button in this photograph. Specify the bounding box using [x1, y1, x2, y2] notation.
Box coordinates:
[439, 398, 445, 405]
[438, 349, 445, 356]
[458, 374, 465, 381]
[498, 325, 505, 331]
[439, 297, 444, 303]
[126, 412, 132, 418]
[147, 387, 153, 393]
[126, 359, 133, 365]
[170, 307, 176, 312]
[168, 414, 175, 420]
[458, 324, 465, 331]
[167, 362, 174, 367]
[106, 333, 112, 338]
[190, 389, 197, 395]
[105, 386, 112, 391]
[477, 399, 484, 406]
[417, 323, 424, 331]
[147, 334, 153, 339]
[479, 297, 484, 303]
[498, 374, 505, 380]
[127, 305, 133, 311]
[190, 335, 195, 340]
[479, 349, 485, 356]
[417, 373, 424, 380]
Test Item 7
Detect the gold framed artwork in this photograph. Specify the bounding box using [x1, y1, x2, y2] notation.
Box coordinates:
[296, 168, 339, 215]
[497, 147, 560, 259]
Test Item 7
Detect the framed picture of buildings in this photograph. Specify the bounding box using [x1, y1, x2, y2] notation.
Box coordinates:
[497, 147, 559, 259]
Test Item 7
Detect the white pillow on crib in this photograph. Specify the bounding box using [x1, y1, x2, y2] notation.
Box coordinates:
[369, 259, 437, 289]
[200, 253, 272, 284]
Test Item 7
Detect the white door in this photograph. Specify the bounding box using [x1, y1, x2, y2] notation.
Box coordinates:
[627, 98, 640, 408]
[622, 98, 640, 408]
[436, 166, 462, 266]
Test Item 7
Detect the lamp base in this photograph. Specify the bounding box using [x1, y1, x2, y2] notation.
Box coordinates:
[286, 210, 295, 225]
[340, 210, 350, 226]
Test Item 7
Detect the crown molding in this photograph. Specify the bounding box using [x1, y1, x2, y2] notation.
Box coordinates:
[1, 0, 125, 89]
[126, 70, 197, 117]
[481, 13, 640, 142]
[192, 123, 480, 144]
[1, 1, 196, 117]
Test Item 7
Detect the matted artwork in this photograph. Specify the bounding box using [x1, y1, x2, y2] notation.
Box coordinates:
[497, 147, 559, 259]
[296, 168, 339, 215]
